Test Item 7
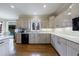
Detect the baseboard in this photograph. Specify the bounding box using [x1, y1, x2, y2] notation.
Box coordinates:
[28, 43, 51, 45]
[15, 43, 51, 45]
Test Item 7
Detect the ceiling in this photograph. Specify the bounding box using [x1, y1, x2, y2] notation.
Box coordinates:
[0, 3, 71, 20]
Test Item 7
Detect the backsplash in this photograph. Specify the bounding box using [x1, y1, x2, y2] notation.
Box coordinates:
[54, 27, 79, 37]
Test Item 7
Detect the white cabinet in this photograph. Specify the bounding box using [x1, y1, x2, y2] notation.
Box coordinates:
[0, 39, 9, 56]
[51, 35, 56, 47]
[67, 46, 79, 56]
[15, 33, 21, 43]
[29, 33, 40, 43]
[39, 34, 50, 43]
[29, 33, 50, 44]
[67, 40, 79, 56]
[51, 34, 79, 56]
[54, 36, 67, 56]
[51, 35, 67, 56]
[29, 34, 35, 43]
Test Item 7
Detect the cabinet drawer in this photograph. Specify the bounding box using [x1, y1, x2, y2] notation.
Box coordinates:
[55, 36, 67, 45]
[59, 37, 67, 45]
[67, 40, 79, 51]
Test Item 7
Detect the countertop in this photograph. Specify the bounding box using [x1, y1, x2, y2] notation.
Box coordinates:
[16, 30, 53, 34]
[0, 35, 13, 41]
[52, 32, 79, 44]
[16, 28, 53, 34]
[16, 28, 79, 44]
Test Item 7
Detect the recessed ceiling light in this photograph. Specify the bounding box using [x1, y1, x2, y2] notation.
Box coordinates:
[10, 5, 15, 8]
[68, 12, 71, 15]
[43, 5, 47, 8]
[69, 5, 72, 9]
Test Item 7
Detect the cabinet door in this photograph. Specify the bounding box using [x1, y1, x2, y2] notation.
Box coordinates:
[45, 34, 50, 43]
[16, 33, 21, 43]
[54, 36, 67, 56]
[39, 34, 46, 43]
[51, 35, 56, 47]
[34, 34, 39, 43]
[29, 34, 35, 43]
[0, 39, 9, 56]
[67, 46, 79, 56]
[38, 34, 50, 43]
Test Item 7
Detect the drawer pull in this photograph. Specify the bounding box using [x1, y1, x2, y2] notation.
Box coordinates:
[0, 42, 4, 44]
[57, 41, 61, 45]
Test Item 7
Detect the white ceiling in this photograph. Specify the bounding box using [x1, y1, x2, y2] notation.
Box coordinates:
[0, 3, 71, 20]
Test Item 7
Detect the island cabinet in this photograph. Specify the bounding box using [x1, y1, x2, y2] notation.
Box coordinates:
[51, 34, 79, 56]
[29, 33, 50, 44]
[0, 39, 9, 56]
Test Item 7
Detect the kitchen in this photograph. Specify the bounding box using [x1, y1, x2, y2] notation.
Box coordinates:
[0, 3, 79, 56]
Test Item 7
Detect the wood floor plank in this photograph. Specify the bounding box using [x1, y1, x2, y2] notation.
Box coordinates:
[15, 44, 58, 56]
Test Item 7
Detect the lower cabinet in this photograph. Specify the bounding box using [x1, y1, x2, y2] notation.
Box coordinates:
[51, 34, 79, 56]
[29, 33, 50, 44]
[38, 34, 50, 43]
[51, 35, 67, 56]
[67, 46, 79, 56]
[0, 39, 9, 56]
[54, 35, 67, 56]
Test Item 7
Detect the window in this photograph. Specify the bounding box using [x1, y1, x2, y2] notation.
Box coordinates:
[31, 17, 41, 30]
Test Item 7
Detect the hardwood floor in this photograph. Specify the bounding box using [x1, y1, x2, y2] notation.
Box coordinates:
[15, 44, 58, 56]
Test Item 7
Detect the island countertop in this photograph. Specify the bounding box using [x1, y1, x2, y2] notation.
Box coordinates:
[0, 35, 13, 41]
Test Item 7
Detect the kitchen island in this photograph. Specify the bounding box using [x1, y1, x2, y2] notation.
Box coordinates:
[0, 35, 14, 56]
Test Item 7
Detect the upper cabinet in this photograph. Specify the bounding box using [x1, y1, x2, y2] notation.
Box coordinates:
[16, 16, 50, 30]
[50, 4, 79, 28]
[49, 16, 55, 28]
[53, 10, 72, 28]
[41, 17, 49, 28]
